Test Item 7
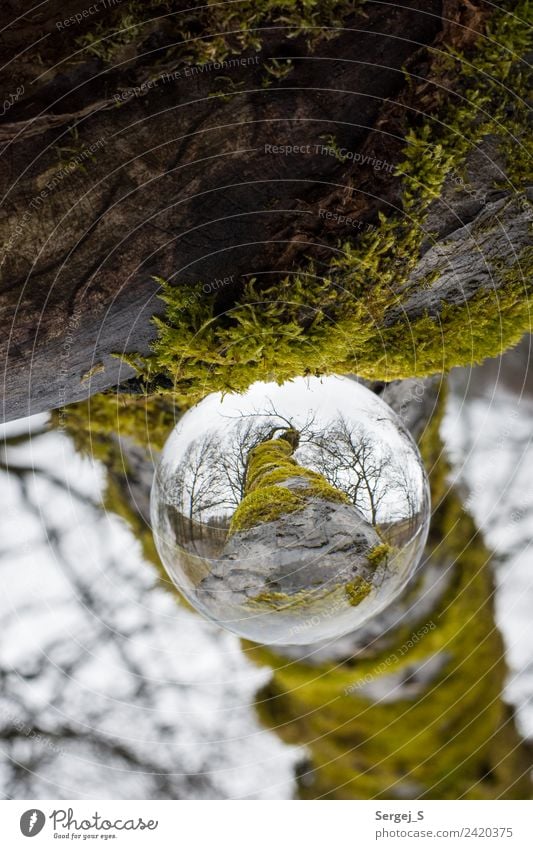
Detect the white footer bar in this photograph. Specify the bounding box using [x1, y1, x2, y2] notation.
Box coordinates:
[2, 799, 532, 848]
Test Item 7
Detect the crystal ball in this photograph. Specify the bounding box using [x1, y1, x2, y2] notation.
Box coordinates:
[151, 376, 430, 645]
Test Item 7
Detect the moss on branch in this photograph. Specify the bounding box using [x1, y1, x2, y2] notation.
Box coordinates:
[114, 0, 531, 408]
[59, 2, 531, 456]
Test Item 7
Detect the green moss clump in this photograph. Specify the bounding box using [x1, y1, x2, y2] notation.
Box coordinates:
[53, 392, 177, 466]
[245, 436, 297, 490]
[248, 590, 293, 608]
[367, 542, 391, 568]
[229, 431, 350, 533]
[246, 437, 349, 504]
[344, 576, 372, 606]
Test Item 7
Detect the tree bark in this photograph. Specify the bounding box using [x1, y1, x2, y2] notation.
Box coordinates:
[3, 0, 521, 422]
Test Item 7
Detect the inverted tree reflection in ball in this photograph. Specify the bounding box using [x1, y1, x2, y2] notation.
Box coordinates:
[151, 376, 430, 645]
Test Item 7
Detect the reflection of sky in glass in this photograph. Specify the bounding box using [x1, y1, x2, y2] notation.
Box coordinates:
[152, 376, 431, 645]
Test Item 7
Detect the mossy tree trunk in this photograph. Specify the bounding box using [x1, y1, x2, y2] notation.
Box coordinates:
[1, 1, 530, 420]
[69, 376, 532, 799]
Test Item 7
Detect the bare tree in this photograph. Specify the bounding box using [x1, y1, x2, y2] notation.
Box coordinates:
[216, 417, 276, 503]
[164, 407, 423, 542]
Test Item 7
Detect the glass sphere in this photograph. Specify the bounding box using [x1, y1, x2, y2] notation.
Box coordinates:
[151, 376, 430, 645]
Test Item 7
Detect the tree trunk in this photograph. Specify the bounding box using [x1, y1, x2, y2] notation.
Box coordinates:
[87, 373, 532, 798]
[2, 1, 530, 421]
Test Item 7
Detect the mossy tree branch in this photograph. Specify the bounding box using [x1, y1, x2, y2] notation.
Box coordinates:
[3, 1, 530, 421]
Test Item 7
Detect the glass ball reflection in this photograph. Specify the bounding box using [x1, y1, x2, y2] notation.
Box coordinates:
[151, 376, 430, 645]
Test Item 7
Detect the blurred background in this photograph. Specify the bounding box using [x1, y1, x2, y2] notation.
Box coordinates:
[1, 339, 532, 799]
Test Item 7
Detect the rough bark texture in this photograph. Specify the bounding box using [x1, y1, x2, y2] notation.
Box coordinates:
[392, 191, 532, 323]
[217, 499, 379, 596]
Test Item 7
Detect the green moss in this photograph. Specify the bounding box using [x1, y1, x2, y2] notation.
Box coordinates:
[248, 588, 317, 610]
[431, 3, 532, 192]
[53, 392, 177, 466]
[250, 574, 373, 611]
[115, 1, 530, 405]
[344, 576, 372, 606]
[76, 0, 363, 66]
[76, 11, 145, 61]
[302, 477, 350, 504]
[248, 590, 293, 608]
[229, 432, 349, 533]
[230, 484, 305, 532]
[245, 436, 296, 489]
